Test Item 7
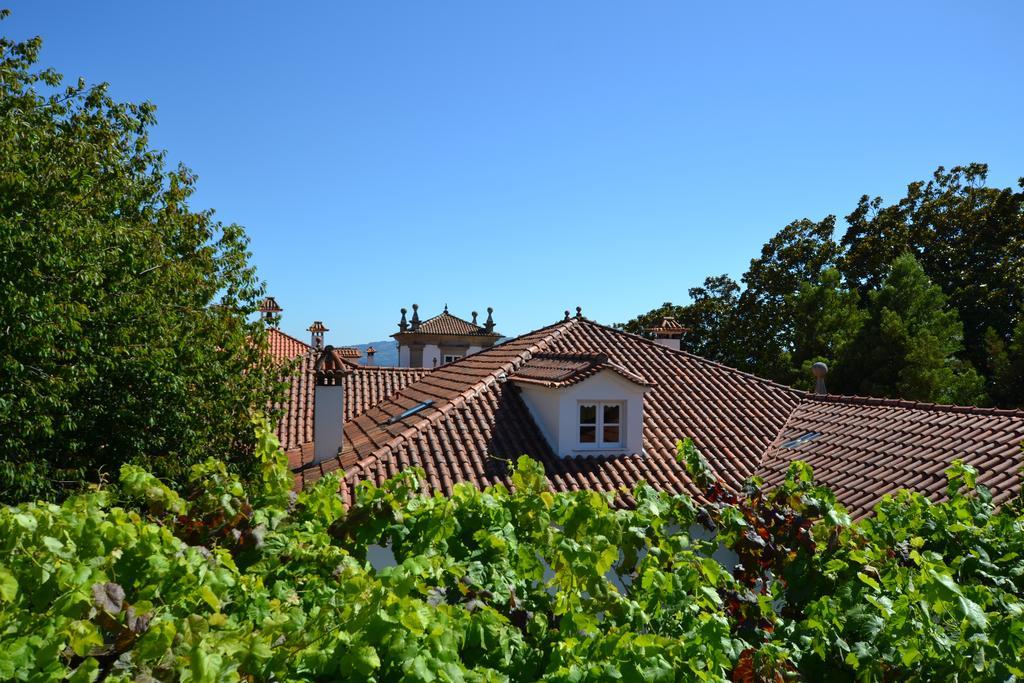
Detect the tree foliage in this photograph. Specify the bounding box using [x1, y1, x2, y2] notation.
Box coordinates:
[3, 423, 1024, 681]
[621, 165, 1024, 406]
[0, 17, 282, 502]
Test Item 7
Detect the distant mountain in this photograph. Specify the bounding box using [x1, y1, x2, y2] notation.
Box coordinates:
[350, 340, 399, 366]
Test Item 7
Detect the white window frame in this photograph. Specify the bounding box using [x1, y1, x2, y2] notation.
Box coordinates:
[443, 353, 462, 364]
[576, 401, 624, 449]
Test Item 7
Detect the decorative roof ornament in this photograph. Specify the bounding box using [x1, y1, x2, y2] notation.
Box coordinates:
[484, 307, 495, 334]
[564, 310, 570, 321]
[398, 307, 408, 332]
[647, 316, 687, 338]
[307, 321, 329, 350]
[259, 296, 283, 326]
[411, 304, 420, 331]
[575, 306, 582, 319]
[811, 362, 828, 395]
[472, 311, 479, 325]
[313, 345, 352, 386]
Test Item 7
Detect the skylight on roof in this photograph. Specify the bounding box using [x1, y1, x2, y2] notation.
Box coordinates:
[385, 400, 435, 425]
[781, 432, 822, 449]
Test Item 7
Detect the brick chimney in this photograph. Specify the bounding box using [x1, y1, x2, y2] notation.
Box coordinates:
[366, 346, 376, 366]
[647, 317, 686, 351]
[313, 346, 351, 464]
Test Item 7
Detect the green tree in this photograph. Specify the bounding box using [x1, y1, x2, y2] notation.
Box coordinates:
[841, 164, 1024, 373]
[833, 254, 986, 404]
[785, 268, 865, 389]
[0, 18, 282, 502]
[731, 216, 842, 380]
[618, 274, 742, 362]
[985, 318, 1024, 406]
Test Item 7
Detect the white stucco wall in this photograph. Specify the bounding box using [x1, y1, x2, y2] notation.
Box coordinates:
[516, 370, 647, 458]
[466, 345, 482, 356]
[422, 344, 441, 369]
[398, 344, 410, 368]
[313, 385, 344, 463]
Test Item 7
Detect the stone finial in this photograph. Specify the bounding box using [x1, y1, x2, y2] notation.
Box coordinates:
[472, 310, 478, 325]
[411, 304, 420, 331]
[811, 362, 828, 395]
[444, 303, 448, 313]
[575, 306, 582, 319]
[484, 307, 495, 333]
[398, 307, 408, 332]
[564, 310, 570, 321]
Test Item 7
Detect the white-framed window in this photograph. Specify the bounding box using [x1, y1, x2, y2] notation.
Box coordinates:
[577, 402, 623, 448]
[443, 354, 462, 364]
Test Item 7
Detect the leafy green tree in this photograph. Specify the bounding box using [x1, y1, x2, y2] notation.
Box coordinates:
[618, 275, 742, 362]
[841, 164, 1024, 373]
[833, 254, 986, 404]
[0, 17, 281, 502]
[785, 268, 865, 389]
[731, 217, 843, 380]
[985, 319, 1024, 406]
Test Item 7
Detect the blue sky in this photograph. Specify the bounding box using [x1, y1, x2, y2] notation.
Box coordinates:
[7, 2, 1023, 344]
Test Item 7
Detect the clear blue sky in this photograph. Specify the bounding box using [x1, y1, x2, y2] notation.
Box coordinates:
[7, 2, 1023, 344]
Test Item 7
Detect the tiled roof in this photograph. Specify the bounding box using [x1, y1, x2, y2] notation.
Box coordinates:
[293, 317, 1024, 517]
[273, 349, 428, 455]
[267, 328, 312, 360]
[511, 353, 653, 387]
[406, 311, 498, 336]
[758, 396, 1024, 514]
[336, 347, 362, 359]
[299, 318, 803, 506]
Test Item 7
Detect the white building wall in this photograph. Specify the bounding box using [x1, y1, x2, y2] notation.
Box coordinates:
[654, 338, 681, 351]
[398, 345, 410, 368]
[516, 370, 647, 458]
[466, 345, 482, 356]
[422, 344, 441, 369]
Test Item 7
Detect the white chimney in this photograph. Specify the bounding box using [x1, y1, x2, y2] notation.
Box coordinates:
[647, 317, 686, 351]
[313, 346, 349, 463]
[307, 321, 328, 350]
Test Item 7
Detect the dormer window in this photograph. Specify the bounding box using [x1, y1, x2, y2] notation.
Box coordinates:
[578, 402, 623, 448]
[443, 354, 462, 364]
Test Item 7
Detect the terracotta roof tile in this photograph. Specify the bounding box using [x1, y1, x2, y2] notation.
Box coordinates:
[404, 311, 499, 336]
[287, 317, 1024, 518]
[272, 350, 428, 451]
[511, 353, 653, 387]
[758, 395, 1024, 517]
[267, 328, 311, 360]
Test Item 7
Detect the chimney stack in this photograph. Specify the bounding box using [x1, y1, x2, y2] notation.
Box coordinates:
[647, 317, 686, 351]
[366, 346, 376, 366]
[313, 346, 351, 464]
[307, 321, 328, 350]
[259, 296, 282, 326]
[811, 362, 828, 395]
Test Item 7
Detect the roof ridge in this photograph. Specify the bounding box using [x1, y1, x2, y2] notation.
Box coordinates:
[578, 319, 804, 398]
[803, 392, 1024, 418]
[337, 317, 580, 477]
[269, 327, 312, 350]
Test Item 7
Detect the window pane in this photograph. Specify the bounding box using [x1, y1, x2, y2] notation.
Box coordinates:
[603, 404, 620, 424]
[603, 426, 620, 444]
[579, 426, 596, 443]
[579, 404, 596, 424]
